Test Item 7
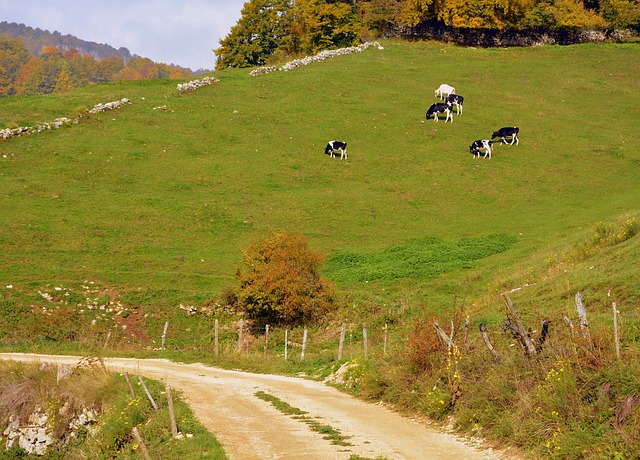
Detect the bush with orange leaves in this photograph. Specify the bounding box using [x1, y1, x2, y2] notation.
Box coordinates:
[235, 230, 335, 326]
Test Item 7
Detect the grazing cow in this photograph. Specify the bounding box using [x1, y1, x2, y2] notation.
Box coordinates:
[325, 140, 348, 159]
[446, 93, 464, 115]
[491, 127, 519, 145]
[435, 84, 456, 100]
[470, 140, 493, 159]
[426, 102, 453, 123]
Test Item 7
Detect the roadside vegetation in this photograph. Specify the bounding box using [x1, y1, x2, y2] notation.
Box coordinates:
[1, 39, 640, 458]
[0, 360, 226, 459]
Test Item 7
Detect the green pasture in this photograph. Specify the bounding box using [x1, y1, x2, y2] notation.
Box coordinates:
[1, 39, 639, 307]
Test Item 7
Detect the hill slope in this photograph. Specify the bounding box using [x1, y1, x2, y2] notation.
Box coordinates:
[1, 40, 639, 301]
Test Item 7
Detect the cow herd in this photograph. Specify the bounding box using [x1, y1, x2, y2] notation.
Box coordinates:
[324, 82, 520, 161]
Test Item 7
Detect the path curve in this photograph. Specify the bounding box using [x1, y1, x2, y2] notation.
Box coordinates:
[0, 353, 511, 460]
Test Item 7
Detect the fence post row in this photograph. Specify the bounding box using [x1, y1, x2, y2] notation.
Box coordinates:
[338, 323, 346, 360]
[214, 318, 219, 357]
[575, 292, 592, 343]
[132, 426, 153, 460]
[138, 376, 159, 410]
[613, 302, 621, 360]
[383, 323, 388, 355]
[161, 321, 169, 350]
[301, 329, 308, 361]
[264, 324, 270, 358]
[166, 383, 178, 438]
[284, 329, 289, 360]
[363, 323, 368, 360]
[123, 372, 136, 397]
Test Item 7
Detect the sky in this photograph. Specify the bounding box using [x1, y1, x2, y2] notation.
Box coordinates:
[0, 0, 247, 71]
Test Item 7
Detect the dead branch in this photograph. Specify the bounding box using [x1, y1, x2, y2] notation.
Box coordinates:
[479, 323, 501, 363]
[502, 294, 537, 357]
[433, 321, 454, 350]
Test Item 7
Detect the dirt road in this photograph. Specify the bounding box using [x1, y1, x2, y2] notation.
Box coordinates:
[0, 353, 512, 460]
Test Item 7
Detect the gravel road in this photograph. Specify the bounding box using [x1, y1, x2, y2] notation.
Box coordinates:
[0, 353, 514, 460]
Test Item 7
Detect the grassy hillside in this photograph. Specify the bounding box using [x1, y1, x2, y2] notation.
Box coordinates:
[1, 39, 640, 458]
[1, 42, 639, 300]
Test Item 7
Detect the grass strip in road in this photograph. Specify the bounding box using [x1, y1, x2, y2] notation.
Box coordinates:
[255, 390, 352, 446]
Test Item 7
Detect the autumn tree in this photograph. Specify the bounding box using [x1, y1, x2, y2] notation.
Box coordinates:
[215, 0, 296, 69]
[53, 67, 74, 93]
[0, 38, 31, 96]
[235, 230, 335, 326]
[294, 0, 363, 54]
[96, 56, 125, 82]
[521, 0, 609, 28]
[361, 0, 406, 34]
[66, 48, 99, 85]
[594, 0, 640, 27]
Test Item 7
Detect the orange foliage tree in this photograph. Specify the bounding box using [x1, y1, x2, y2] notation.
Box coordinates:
[235, 230, 335, 326]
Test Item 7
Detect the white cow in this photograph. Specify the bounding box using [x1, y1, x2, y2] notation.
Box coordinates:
[435, 84, 456, 100]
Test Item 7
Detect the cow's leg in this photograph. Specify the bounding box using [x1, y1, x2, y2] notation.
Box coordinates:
[515, 134, 519, 145]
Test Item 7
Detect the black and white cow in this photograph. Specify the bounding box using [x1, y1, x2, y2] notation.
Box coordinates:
[491, 127, 519, 145]
[325, 140, 348, 159]
[446, 93, 464, 115]
[470, 140, 492, 159]
[426, 102, 453, 123]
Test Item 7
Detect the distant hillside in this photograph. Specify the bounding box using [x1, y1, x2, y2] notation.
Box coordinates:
[0, 21, 132, 62]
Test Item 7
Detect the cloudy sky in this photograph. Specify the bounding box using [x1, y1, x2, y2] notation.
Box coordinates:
[0, 0, 247, 70]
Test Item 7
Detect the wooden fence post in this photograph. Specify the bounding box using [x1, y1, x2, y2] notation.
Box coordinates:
[338, 323, 346, 360]
[214, 319, 219, 357]
[103, 330, 112, 349]
[123, 372, 135, 397]
[613, 302, 621, 360]
[479, 323, 501, 363]
[363, 323, 368, 359]
[502, 294, 537, 357]
[165, 383, 179, 438]
[284, 329, 289, 360]
[237, 319, 244, 353]
[161, 321, 169, 350]
[138, 376, 159, 411]
[264, 324, 270, 358]
[433, 321, 454, 350]
[575, 292, 592, 344]
[301, 329, 308, 361]
[383, 323, 388, 355]
[563, 316, 575, 333]
[132, 426, 153, 460]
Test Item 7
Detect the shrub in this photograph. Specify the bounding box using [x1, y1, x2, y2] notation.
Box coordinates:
[405, 317, 445, 374]
[235, 230, 335, 326]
